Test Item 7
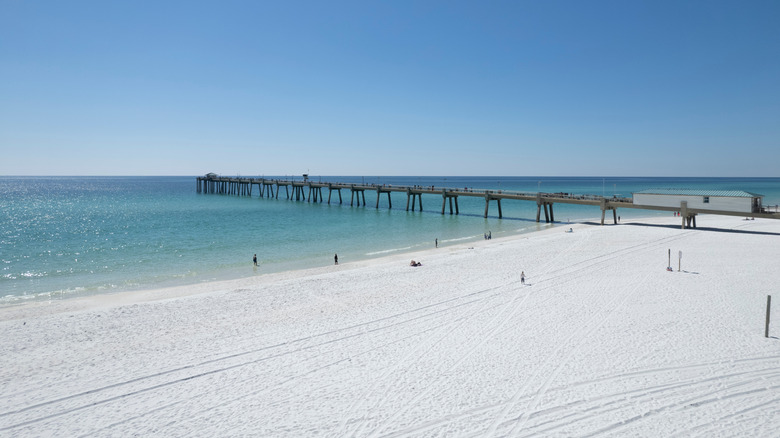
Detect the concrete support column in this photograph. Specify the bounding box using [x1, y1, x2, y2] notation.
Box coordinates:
[535, 193, 543, 222]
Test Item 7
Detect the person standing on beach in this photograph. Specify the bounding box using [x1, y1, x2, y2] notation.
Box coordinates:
[521, 271, 525, 285]
[253, 254, 257, 266]
[435, 238, 438, 248]
[334, 254, 338, 265]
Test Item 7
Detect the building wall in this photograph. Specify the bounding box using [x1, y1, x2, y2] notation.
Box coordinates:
[633, 194, 754, 213]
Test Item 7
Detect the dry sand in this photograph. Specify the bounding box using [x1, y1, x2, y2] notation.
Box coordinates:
[2, 215, 779, 437]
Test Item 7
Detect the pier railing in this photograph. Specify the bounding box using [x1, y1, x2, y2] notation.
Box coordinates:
[762, 205, 780, 213]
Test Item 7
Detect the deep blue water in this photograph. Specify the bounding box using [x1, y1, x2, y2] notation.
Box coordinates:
[2, 176, 779, 304]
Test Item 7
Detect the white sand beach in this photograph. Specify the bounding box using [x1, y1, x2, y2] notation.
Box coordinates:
[2, 215, 779, 437]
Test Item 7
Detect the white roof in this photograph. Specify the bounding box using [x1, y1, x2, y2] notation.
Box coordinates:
[633, 189, 763, 198]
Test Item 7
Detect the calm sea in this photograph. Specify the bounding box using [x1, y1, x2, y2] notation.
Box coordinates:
[2, 176, 779, 305]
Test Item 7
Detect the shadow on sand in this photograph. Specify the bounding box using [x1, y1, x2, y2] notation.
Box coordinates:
[580, 221, 780, 237]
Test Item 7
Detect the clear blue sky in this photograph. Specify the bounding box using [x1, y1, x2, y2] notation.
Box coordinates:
[2, 0, 779, 176]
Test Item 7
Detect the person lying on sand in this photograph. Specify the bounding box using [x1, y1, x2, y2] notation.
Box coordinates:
[410, 260, 422, 267]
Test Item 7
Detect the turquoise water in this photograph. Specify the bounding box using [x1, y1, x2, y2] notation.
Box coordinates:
[2, 176, 779, 304]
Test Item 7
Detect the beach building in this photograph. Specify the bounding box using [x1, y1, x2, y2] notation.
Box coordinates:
[632, 189, 764, 214]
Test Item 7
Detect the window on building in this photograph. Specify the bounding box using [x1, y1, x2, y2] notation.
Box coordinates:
[703, 196, 710, 203]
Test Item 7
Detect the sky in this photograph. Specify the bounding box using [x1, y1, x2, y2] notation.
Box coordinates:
[1, 0, 779, 177]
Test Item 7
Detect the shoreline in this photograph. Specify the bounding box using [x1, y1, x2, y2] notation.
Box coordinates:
[0, 213, 736, 321]
[0, 213, 594, 320]
[0, 215, 568, 317]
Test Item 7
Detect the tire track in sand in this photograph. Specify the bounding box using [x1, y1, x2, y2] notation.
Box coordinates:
[0, 283, 509, 434]
[360, 229, 594, 437]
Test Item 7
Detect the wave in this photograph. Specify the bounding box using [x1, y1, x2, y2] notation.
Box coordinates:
[365, 245, 417, 256]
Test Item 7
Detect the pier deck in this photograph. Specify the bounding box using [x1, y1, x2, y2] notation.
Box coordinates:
[196, 176, 780, 229]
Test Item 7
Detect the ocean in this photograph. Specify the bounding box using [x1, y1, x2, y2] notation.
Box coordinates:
[3, 176, 779, 305]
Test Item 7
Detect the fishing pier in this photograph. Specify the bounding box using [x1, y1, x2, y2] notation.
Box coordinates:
[196, 175, 780, 229]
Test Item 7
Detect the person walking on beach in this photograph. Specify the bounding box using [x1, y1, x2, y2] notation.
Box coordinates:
[521, 271, 525, 285]
[253, 254, 257, 266]
[435, 238, 438, 248]
[334, 253, 338, 265]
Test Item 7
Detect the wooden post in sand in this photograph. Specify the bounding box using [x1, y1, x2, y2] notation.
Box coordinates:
[766, 295, 772, 338]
